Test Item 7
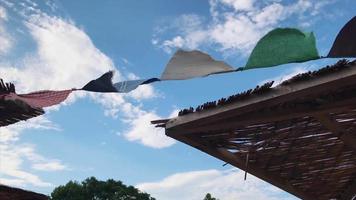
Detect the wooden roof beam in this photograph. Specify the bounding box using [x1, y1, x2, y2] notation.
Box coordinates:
[166, 63, 356, 130]
[167, 97, 356, 137]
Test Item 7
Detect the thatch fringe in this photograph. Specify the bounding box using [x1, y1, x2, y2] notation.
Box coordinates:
[0, 79, 15, 94]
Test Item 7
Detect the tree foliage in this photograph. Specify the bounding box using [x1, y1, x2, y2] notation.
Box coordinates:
[203, 193, 219, 200]
[50, 177, 155, 200]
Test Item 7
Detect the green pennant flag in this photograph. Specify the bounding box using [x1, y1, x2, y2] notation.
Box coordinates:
[245, 28, 320, 69]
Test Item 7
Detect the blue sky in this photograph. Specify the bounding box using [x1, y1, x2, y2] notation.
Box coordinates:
[0, 0, 354, 199]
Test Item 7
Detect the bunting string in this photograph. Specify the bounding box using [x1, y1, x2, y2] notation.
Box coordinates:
[79, 16, 355, 96]
[1, 16, 355, 123]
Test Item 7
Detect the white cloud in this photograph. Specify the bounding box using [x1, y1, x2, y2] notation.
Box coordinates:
[0, 0, 14, 8]
[252, 3, 285, 27]
[154, 14, 208, 53]
[123, 110, 178, 149]
[124, 73, 159, 100]
[162, 36, 185, 52]
[0, 8, 168, 191]
[153, 0, 335, 55]
[310, 1, 334, 16]
[0, 13, 117, 93]
[209, 14, 261, 53]
[24, 12, 170, 148]
[0, 5, 6, 19]
[0, 6, 12, 55]
[0, 116, 65, 187]
[17, 144, 68, 172]
[0, 3, 166, 190]
[0, 116, 59, 143]
[0, 2, 164, 142]
[0, 6, 159, 106]
[89, 93, 126, 118]
[137, 168, 298, 200]
[32, 160, 67, 171]
[44, 0, 57, 12]
[220, 0, 255, 11]
[92, 88, 176, 149]
[126, 84, 158, 100]
[0, 178, 27, 187]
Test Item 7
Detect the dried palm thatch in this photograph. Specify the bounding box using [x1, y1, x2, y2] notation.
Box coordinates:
[153, 60, 356, 200]
[0, 79, 44, 127]
[0, 185, 48, 200]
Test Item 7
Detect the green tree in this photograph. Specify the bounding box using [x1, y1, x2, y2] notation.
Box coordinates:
[51, 177, 155, 200]
[203, 193, 219, 200]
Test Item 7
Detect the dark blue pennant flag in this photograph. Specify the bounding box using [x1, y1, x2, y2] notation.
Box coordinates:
[82, 71, 160, 93]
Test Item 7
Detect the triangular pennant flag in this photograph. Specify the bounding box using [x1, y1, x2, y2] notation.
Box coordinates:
[7, 90, 73, 108]
[82, 71, 118, 92]
[245, 28, 320, 69]
[160, 50, 234, 80]
[113, 78, 160, 93]
[328, 16, 356, 58]
[82, 71, 160, 93]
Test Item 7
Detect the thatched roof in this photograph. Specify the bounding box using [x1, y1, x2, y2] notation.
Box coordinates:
[153, 59, 356, 200]
[0, 185, 48, 200]
[0, 79, 44, 127]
